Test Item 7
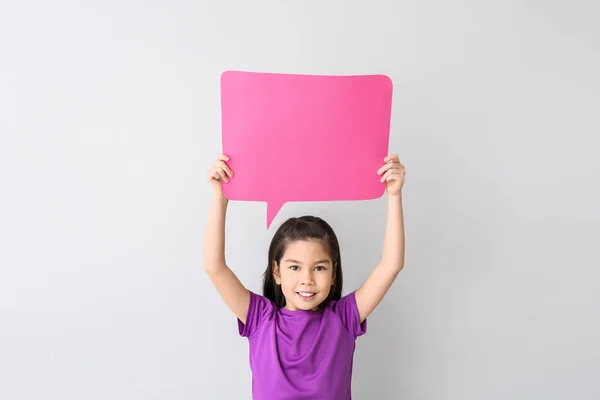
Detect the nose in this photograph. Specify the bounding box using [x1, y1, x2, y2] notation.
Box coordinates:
[300, 269, 315, 286]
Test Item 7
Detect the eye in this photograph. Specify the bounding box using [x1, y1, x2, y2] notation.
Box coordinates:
[289, 265, 300, 271]
[315, 266, 326, 271]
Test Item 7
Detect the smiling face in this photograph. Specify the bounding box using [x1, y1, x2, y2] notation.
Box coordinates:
[273, 239, 335, 311]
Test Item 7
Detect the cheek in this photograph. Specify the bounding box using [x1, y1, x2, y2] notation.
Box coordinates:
[318, 273, 334, 286]
[279, 271, 295, 289]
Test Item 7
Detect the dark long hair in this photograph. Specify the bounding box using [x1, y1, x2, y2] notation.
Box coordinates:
[262, 216, 343, 310]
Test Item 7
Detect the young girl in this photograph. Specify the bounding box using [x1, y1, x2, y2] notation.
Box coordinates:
[204, 153, 406, 399]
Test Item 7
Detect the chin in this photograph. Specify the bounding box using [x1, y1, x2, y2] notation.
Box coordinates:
[296, 302, 322, 311]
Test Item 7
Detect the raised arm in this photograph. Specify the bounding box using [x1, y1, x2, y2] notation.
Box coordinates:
[203, 155, 250, 323]
[355, 154, 406, 323]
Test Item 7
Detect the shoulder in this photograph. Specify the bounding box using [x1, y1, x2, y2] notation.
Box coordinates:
[327, 291, 367, 338]
[238, 291, 277, 338]
[328, 291, 356, 313]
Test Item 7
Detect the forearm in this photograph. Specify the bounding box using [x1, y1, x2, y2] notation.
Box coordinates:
[203, 194, 229, 273]
[380, 193, 405, 271]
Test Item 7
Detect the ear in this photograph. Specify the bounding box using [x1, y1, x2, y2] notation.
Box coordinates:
[273, 262, 281, 285]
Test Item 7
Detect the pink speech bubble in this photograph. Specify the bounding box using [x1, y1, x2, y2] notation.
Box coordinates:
[220, 70, 393, 228]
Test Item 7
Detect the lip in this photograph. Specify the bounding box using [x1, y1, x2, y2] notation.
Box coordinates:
[296, 292, 316, 301]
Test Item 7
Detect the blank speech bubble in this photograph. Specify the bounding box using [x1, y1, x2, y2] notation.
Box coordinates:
[220, 70, 393, 228]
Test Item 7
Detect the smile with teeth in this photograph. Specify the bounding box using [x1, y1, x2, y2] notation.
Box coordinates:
[297, 291, 316, 300]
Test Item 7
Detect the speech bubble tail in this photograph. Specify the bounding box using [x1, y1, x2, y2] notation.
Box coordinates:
[266, 201, 285, 229]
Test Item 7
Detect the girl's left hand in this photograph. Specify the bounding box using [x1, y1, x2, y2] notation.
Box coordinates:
[377, 154, 406, 196]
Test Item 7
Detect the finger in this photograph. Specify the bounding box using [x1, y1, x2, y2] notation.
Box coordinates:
[377, 162, 398, 175]
[218, 161, 234, 177]
[214, 167, 228, 183]
[387, 172, 402, 182]
[384, 154, 400, 163]
[380, 170, 397, 182]
[218, 169, 229, 182]
[210, 170, 221, 181]
[217, 154, 230, 162]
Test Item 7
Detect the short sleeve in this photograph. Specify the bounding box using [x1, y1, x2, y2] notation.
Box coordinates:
[237, 291, 275, 338]
[333, 291, 367, 338]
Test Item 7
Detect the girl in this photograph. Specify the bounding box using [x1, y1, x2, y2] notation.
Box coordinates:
[204, 153, 406, 399]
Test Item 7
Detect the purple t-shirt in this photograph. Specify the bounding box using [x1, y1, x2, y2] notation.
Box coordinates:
[238, 291, 367, 399]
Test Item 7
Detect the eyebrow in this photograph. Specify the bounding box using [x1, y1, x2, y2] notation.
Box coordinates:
[284, 259, 331, 265]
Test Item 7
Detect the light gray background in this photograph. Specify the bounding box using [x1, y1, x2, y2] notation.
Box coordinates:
[1, 1, 599, 399]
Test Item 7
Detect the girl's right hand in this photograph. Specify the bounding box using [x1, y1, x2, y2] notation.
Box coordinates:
[206, 154, 233, 196]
